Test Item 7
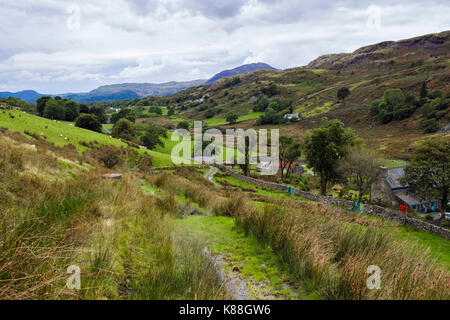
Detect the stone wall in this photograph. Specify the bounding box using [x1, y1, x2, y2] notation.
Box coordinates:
[152, 165, 208, 171]
[217, 165, 450, 240]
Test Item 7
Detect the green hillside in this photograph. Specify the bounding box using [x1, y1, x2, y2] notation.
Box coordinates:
[0, 109, 175, 167]
[135, 31, 449, 160]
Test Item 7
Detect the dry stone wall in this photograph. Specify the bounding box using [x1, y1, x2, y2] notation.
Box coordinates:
[217, 165, 450, 240]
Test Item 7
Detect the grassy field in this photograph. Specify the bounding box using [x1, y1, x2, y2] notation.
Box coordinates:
[203, 112, 264, 126]
[215, 174, 310, 201]
[395, 226, 450, 270]
[0, 110, 125, 151]
[0, 110, 177, 167]
[155, 132, 244, 163]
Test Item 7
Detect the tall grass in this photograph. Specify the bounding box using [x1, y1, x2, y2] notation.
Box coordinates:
[146, 171, 225, 214]
[233, 201, 450, 300]
[0, 130, 226, 300]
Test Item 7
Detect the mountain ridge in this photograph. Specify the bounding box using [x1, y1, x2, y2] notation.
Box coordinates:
[306, 30, 450, 70]
[0, 90, 44, 103]
[0, 80, 206, 103]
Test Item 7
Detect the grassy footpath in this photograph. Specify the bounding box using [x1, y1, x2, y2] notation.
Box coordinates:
[145, 170, 450, 300]
[175, 216, 318, 299]
[143, 171, 316, 299]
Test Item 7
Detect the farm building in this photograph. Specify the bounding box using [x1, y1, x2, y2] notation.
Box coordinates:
[256, 160, 303, 176]
[371, 166, 440, 212]
[283, 113, 300, 121]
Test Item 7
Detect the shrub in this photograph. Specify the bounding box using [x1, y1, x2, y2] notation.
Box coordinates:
[110, 108, 136, 124]
[262, 83, 280, 97]
[428, 89, 443, 99]
[138, 154, 154, 173]
[226, 112, 238, 124]
[176, 121, 190, 130]
[253, 96, 269, 112]
[148, 106, 163, 115]
[421, 119, 440, 133]
[88, 146, 124, 169]
[205, 109, 216, 118]
[258, 107, 286, 125]
[337, 87, 350, 104]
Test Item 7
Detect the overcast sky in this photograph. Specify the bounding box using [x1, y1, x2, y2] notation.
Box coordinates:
[0, 0, 449, 94]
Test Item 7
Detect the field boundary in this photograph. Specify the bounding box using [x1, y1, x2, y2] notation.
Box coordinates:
[216, 164, 450, 240]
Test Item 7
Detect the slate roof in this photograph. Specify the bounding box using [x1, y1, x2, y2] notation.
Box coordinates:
[385, 167, 409, 189]
[395, 192, 423, 206]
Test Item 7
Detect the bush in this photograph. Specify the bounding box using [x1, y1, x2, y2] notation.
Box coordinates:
[141, 124, 168, 150]
[428, 89, 443, 99]
[111, 108, 136, 124]
[75, 114, 102, 133]
[422, 119, 440, 133]
[262, 83, 280, 97]
[253, 96, 269, 112]
[205, 109, 216, 118]
[88, 145, 124, 169]
[148, 106, 163, 115]
[258, 107, 285, 125]
[226, 112, 238, 124]
[138, 154, 154, 173]
[177, 121, 190, 130]
[383, 88, 405, 107]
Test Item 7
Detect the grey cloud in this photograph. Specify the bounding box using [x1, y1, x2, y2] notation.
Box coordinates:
[183, 0, 248, 19]
[0, 0, 448, 92]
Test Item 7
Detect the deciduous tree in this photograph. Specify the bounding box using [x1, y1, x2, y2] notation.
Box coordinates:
[401, 138, 450, 220]
[142, 124, 168, 150]
[339, 147, 381, 203]
[337, 87, 350, 105]
[226, 112, 238, 124]
[304, 118, 356, 195]
[75, 113, 102, 132]
[279, 136, 302, 181]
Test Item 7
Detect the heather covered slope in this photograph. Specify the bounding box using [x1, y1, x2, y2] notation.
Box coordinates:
[154, 31, 449, 159]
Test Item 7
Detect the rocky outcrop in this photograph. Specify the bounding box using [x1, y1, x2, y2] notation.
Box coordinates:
[306, 30, 450, 70]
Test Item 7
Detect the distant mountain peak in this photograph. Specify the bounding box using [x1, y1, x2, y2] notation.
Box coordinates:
[206, 63, 278, 85]
[0, 90, 44, 103]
